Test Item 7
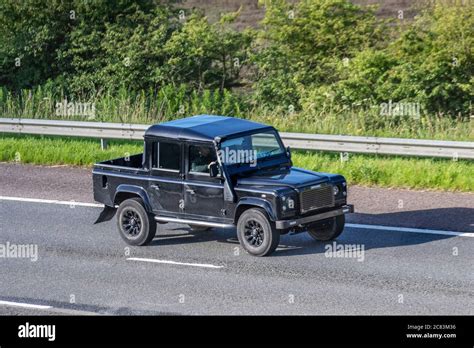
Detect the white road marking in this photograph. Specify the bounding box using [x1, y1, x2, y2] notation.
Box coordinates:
[346, 223, 474, 238]
[0, 300, 52, 309]
[1, 195, 473, 238]
[0, 300, 101, 315]
[0, 195, 102, 207]
[127, 257, 224, 269]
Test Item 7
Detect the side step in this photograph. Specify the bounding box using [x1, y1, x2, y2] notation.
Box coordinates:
[154, 216, 234, 229]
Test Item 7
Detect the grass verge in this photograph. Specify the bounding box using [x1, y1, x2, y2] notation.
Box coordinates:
[0, 135, 472, 192]
[1, 87, 472, 141]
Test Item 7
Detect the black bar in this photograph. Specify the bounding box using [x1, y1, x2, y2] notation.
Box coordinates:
[0, 316, 472, 346]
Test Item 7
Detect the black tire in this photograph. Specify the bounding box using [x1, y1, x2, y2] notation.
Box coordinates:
[237, 208, 280, 257]
[307, 214, 345, 241]
[187, 225, 212, 232]
[116, 198, 156, 246]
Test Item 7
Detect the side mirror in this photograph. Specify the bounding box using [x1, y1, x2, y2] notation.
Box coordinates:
[209, 161, 219, 178]
[286, 146, 291, 159]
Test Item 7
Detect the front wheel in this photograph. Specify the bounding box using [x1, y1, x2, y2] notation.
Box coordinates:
[116, 198, 156, 246]
[237, 208, 280, 257]
[307, 214, 345, 241]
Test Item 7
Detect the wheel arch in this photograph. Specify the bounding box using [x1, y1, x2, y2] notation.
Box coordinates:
[234, 198, 277, 223]
[114, 185, 152, 212]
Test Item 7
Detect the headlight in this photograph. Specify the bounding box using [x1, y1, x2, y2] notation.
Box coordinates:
[287, 198, 295, 209]
[333, 185, 340, 196]
[281, 194, 296, 213]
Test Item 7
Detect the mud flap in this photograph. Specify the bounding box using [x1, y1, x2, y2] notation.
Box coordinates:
[94, 205, 117, 224]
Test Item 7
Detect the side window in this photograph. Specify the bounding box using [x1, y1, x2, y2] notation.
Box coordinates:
[189, 145, 216, 174]
[153, 141, 180, 171]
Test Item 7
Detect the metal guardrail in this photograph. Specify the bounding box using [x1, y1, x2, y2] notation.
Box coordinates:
[0, 118, 473, 159]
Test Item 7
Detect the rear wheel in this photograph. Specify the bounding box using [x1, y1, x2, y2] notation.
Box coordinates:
[188, 225, 212, 232]
[116, 198, 156, 246]
[237, 208, 280, 257]
[307, 215, 345, 241]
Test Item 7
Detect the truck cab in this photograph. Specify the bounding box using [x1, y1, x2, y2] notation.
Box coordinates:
[93, 115, 353, 256]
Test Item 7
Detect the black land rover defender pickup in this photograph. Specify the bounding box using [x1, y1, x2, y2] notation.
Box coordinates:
[93, 115, 354, 256]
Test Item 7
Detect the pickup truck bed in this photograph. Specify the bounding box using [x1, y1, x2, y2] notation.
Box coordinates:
[94, 153, 144, 171]
[93, 153, 149, 207]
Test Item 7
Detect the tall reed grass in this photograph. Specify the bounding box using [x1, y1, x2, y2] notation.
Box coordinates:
[0, 86, 472, 141]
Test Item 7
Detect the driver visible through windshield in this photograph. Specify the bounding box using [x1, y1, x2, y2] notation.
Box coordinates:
[219, 130, 285, 168]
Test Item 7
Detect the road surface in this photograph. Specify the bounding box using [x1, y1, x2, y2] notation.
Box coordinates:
[0, 163, 473, 315]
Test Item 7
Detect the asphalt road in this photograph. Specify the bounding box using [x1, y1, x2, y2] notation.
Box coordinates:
[0, 163, 473, 315]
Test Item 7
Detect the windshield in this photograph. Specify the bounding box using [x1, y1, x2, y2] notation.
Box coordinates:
[219, 129, 285, 168]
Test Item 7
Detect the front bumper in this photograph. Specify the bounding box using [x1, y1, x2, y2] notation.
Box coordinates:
[275, 204, 354, 229]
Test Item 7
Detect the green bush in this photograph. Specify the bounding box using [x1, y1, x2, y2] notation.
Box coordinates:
[303, 4, 474, 117]
[1, 0, 472, 126]
[251, 0, 386, 109]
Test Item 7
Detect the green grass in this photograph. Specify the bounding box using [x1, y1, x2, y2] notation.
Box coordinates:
[292, 151, 474, 192]
[1, 87, 472, 141]
[0, 135, 143, 166]
[1, 135, 473, 192]
[251, 110, 473, 141]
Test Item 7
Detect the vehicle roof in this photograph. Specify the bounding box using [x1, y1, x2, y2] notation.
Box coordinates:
[145, 115, 273, 142]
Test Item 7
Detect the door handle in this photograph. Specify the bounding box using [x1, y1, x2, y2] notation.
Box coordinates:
[150, 184, 160, 190]
[186, 189, 195, 195]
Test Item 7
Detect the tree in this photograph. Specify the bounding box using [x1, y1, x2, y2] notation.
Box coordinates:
[327, 3, 474, 117]
[251, 0, 384, 108]
[163, 10, 251, 92]
[0, 0, 72, 89]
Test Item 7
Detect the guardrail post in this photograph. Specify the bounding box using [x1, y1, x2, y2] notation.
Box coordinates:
[100, 138, 108, 150]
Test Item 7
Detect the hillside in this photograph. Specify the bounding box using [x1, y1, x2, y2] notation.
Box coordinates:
[179, 0, 420, 29]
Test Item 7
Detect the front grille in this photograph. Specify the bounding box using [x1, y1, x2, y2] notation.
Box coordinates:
[300, 184, 335, 213]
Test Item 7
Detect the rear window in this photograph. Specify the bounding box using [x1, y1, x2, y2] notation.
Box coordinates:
[153, 142, 180, 171]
